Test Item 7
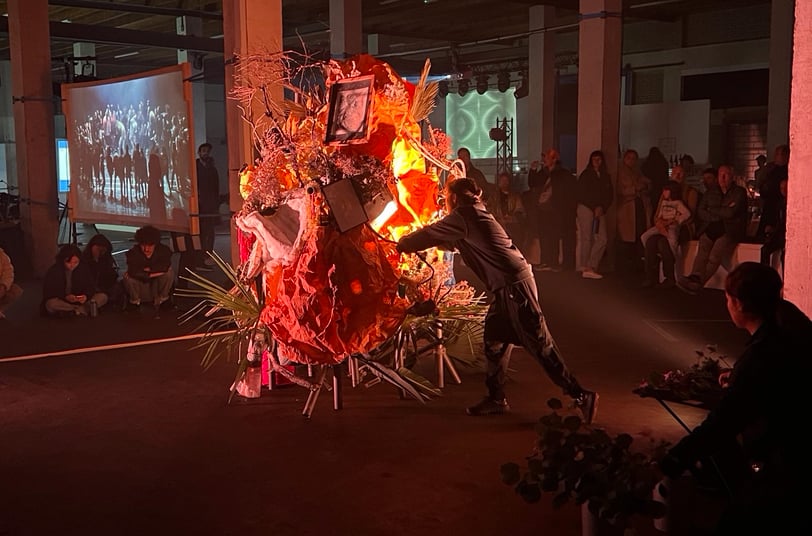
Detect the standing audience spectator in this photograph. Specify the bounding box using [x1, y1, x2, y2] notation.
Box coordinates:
[678, 165, 748, 294]
[124, 225, 174, 311]
[42, 244, 102, 316]
[753, 154, 768, 186]
[641, 181, 691, 289]
[535, 149, 577, 271]
[82, 233, 120, 310]
[641, 146, 670, 210]
[488, 171, 525, 246]
[756, 144, 789, 241]
[0, 246, 22, 320]
[760, 178, 787, 271]
[196, 142, 220, 270]
[457, 147, 493, 202]
[576, 150, 613, 279]
[660, 263, 811, 535]
[616, 149, 651, 273]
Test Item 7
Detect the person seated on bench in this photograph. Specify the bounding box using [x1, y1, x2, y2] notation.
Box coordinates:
[0, 246, 22, 320]
[678, 165, 747, 294]
[41, 244, 102, 317]
[123, 225, 173, 311]
[82, 233, 120, 311]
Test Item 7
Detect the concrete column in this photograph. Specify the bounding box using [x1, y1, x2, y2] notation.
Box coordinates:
[177, 16, 208, 149]
[528, 6, 557, 157]
[576, 0, 622, 174]
[367, 33, 390, 56]
[7, 0, 58, 277]
[330, 0, 363, 58]
[222, 0, 283, 264]
[784, 0, 811, 315]
[72, 42, 96, 80]
[767, 0, 795, 151]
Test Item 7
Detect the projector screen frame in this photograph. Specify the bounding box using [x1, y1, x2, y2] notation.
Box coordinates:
[63, 62, 199, 234]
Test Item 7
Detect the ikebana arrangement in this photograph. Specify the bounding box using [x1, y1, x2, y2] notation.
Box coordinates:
[501, 398, 670, 535]
[633, 346, 731, 409]
[177, 51, 488, 411]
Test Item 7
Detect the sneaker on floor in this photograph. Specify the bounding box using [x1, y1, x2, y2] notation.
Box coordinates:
[534, 264, 554, 272]
[575, 391, 599, 424]
[124, 301, 141, 313]
[582, 269, 603, 280]
[466, 397, 510, 416]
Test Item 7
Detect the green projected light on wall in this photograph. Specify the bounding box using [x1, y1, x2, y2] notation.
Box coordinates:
[446, 88, 517, 159]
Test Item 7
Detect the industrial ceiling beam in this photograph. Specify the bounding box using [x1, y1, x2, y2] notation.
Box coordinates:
[0, 18, 224, 53]
[48, 0, 223, 20]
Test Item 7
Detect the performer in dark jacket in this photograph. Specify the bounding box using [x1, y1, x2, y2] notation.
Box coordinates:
[660, 262, 811, 534]
[397, 177, 598, 422]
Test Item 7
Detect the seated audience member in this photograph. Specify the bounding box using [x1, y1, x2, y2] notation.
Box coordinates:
[667, 165, 699, 241]
[678, 165, 747, 294]
[760, 178, 787, 271]
[641, 181, 691, 289]
[659, 263, 811, 535]
[0, 246, 23, 320]
[42, 244, 102, 316]
[124, 225, 174, 310]
[82, 234, 120, 310]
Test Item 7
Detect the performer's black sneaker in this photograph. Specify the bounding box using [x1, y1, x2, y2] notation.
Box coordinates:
[575, 391, 599, 424]
[466, 397, 510, 416]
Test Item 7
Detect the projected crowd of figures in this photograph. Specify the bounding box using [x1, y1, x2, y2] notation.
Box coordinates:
[64, 66, 195, 232]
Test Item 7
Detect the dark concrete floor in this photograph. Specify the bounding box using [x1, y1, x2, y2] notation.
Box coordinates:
[0, 237, 745, 536]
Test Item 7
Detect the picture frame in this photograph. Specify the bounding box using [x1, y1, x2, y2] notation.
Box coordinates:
[324, 75, 375, 145]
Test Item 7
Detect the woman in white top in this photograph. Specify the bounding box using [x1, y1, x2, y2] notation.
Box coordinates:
[641, 181, 691, 288]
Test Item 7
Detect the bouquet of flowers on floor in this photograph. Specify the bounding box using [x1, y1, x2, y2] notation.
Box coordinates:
[633, 345, 732, 408]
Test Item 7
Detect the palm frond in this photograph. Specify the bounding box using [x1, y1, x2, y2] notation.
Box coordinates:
[175, 252, 263, 370]
[409, 58, 438, 123]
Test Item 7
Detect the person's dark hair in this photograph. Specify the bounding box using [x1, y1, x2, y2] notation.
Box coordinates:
[662, 180, 682, 201]
[84, 233, 112, 255]
[681, 154, 695, 166]
[134, 225, 162, 246]
[447, 177, 482, 205]
[702, 167, 718, 178]
[724, 262, 783, 319]
[584, 150, 608, 175]
[776, 144, 790, 157]
[56, 244, 82, 264]
[623, 149, 638, 159]
[198, 142, 212, 152]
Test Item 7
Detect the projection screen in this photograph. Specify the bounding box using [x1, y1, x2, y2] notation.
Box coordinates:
[64, 63, 198, 233]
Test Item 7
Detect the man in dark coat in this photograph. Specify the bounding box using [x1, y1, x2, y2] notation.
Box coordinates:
[196, 142, 220, 269]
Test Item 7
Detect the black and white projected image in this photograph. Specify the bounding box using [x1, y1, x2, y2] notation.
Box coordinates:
[65, 65, 195, 232]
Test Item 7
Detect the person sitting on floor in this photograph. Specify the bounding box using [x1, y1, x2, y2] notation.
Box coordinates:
[0, 246, 23, 320]
[41, 244, 104, 317]
[123, 225, 174, 311]
[82, 233, 120, 310]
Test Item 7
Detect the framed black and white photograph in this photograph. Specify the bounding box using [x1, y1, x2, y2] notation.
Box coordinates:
[324, 75, 374, 145]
